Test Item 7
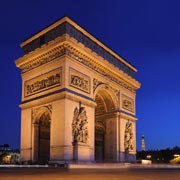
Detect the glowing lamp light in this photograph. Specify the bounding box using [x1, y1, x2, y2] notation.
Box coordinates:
[174, 154, 180, 158]
[146, 155, 151, 159]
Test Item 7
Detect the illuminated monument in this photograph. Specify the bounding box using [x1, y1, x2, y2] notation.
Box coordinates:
[15, 17, 141, 164]
[141, 135, 145, 151]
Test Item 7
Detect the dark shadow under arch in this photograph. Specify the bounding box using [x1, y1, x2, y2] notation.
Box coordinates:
[95, 88, 116, 162]
[33, 107, 51, 163]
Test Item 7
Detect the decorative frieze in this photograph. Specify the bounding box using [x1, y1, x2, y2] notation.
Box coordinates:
[22, 46, 66, 73]
[24, 68, 62, 97]
[22, 44, 135, 93]
[69, 68, 90, 94]
[66, 48, 135, 93]
[122, 94, 134, 113]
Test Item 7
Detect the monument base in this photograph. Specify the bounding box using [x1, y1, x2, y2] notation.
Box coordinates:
[73, 142, 91, 161]
[119, 152, 136, 163]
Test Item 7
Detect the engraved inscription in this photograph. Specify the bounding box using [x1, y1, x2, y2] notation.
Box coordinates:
[24, 68, 62, 97]
[122, 95, 134, 113]
[69, 68, 90, 93]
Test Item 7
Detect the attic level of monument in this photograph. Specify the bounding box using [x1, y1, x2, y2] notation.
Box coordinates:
[20, 16, 136, 78]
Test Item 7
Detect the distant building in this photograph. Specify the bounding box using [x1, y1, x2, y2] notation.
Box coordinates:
[0, 144, 10, 151]
[137, 147, 180, 164]
[0, 144, 20, 164]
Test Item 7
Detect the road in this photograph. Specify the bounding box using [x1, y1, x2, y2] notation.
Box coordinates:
[0, 166, 180, 180]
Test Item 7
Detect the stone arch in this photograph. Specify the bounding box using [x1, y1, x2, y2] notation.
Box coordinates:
[94, 84, 118, 162]
[33, 106, 52, 124]
[93, 83, 118, 110]
[32, 106, 51, 163]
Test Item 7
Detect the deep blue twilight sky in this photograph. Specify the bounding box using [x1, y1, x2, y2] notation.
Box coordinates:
[0, 0, 180, 150]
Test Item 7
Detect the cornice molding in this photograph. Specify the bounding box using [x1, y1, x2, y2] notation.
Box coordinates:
[16, 37, 140, 92]
[20, 88, 96, 110]
[64, 42, 140, 91]
[66, 35, 141, 89]
[15, 34, 67, 68]
[119, 111, 137, 121]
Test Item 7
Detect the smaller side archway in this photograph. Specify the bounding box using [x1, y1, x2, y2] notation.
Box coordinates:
[32, 106, 51, 163]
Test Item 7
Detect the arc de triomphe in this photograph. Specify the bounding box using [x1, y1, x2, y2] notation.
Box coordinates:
[15, 16, 140, 164]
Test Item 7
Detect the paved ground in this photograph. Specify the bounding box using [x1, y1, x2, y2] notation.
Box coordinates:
[0, 165, 180, 180]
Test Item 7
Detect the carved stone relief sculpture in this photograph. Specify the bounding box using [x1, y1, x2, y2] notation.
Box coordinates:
[122, 95, 134, 113]
[124, 122, 134, 151]
[69, 68, 90, 93]
[24, 68, 62, 97]
[72, 103, 89, 144]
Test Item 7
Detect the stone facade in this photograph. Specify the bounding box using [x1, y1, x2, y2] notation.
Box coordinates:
[15, 16, 141, 164]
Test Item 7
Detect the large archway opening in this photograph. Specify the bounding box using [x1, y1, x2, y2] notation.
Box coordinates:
[95, 88, 116, 162]
[33, 107, 51, 163]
